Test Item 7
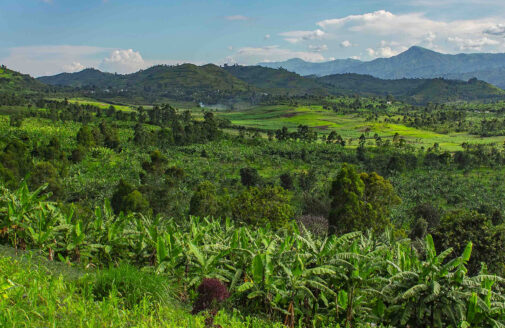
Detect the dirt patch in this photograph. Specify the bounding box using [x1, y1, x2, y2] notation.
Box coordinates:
[282, 112, 298, 118]
[358, 126, 373, 132]
[314, 125, 330, 130]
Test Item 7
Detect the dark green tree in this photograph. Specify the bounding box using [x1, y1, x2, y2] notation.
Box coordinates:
[328, 164, 400, 234]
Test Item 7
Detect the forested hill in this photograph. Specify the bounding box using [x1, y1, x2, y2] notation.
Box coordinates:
[0, 65, 48, 93]
[34, 63, 505, 104]
[222, 65, 328, 96]
[37, 68, 124, 88]
[318, 73, 505, 103]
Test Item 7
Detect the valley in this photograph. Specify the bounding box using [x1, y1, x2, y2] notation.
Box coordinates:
[3, 45, 505, 327]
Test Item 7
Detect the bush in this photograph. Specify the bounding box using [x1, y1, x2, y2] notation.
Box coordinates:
[92, 263, 171, 308]
[279, 173, 293, 190]
[231, 186, 294, 228]
[189, 181, 220, 218]
[239, 167, 261, 187]
[192, 278, 229, 315]
[28, 161, 62, 199]
[111, 179, 149, 214]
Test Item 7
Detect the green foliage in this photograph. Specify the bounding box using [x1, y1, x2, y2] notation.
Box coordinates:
[329, 164, 400, 234]
[0, 253, 282, 327]
[231, 186, 294, 228]
[1, 184, 505, 327]
[92, 263, 171, 308]
[239, 167, 262, 187]
[111, 179, 149, 214]
[28, 161, 62, 199]
[189, 181, 221, 218]
[433, 209, 505, 274]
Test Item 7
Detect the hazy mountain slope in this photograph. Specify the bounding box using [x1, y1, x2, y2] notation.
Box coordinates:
[259, 58, 363, 76]
[443, 69, 505, 89]
[259, 47, 505, 88]
[352, 47, 505, 79]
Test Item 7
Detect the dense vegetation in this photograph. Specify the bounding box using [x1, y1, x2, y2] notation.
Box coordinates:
[3, 68, 505, 326]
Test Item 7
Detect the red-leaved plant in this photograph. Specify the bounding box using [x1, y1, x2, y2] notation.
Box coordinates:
[192, 278, 230, 327]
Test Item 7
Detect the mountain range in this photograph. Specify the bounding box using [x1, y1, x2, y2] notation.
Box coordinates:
[260, 46, 505, 89]
[35, 62, 505, 104]
[0, 48, 500, 105]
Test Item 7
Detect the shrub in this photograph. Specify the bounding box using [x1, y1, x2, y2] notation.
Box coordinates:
[189, 181, 220, 218]
[192, 278, 229, 315]
[231, 186, 294, 228]
[111, 179, 149, 214]
[279, 173, 293, 190]
[28, 161, 62, 199]
[239, 167, 261, 187]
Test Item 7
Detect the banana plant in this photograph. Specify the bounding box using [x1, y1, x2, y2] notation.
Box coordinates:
[382, 235, 476, 327]
[24, 202, 59, 258]
[0, 183, 48, 249]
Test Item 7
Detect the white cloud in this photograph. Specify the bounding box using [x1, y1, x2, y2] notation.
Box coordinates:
[485, 24, 505, 36]
[264, 34, 271, 40]
[231, 45, 326, 64]
[314, 10, 505, 56]
[340, 40, 353, 48]
[225, 15, 250, 21]
[63, 62, 85, 73]
[366, 46, 407, 58]
[0, 45, 109, 76]
[279, 29, 326, 44]
[308, 44, 328, 52]
[448, 36, 499, 50]
[99, 49, 146, 74]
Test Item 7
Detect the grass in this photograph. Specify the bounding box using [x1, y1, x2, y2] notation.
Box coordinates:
[0, 246, 283, 328]
[219, 105, 505, 151]
[47, 98, 136, 112]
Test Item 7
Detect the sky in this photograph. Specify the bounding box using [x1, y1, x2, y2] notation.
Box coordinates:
[2, 0, 505, 77]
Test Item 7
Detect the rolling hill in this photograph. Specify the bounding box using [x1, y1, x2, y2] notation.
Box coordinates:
[316, 73, 505, 103]
[0, 65, 48, 93]
[260, 46, 505, 88]
[35, 63, 505, 105]
[223, 65, 328, 96]
[39, 64, 253, 104]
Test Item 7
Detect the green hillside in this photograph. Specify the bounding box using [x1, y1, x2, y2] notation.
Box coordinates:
[39, 64, 253, 104]
[318, 73, 505, 103]
[223, 65, 328, 96]
[409, 78, 505, 104]
[36, 64, 505, 105]
[0, 65, 47, 93]
[38, 68, 124, 88]
[317, 73, 426, 97]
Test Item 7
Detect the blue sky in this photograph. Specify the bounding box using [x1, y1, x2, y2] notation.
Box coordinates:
[2, 0, 505, 76]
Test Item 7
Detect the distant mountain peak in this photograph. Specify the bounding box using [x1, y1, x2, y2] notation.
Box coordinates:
[396, 46, 439, 58]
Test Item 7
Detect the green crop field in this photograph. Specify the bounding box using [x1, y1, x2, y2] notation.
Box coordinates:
[219, 104, 505, 151]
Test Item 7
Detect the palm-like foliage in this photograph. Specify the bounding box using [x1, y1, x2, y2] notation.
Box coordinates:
[1, 183, 505, 327]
